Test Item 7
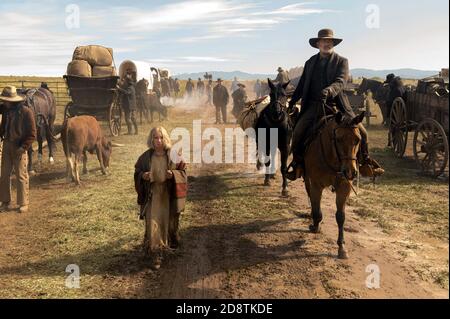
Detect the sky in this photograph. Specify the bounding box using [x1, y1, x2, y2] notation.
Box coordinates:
[0, 0, 448, 76]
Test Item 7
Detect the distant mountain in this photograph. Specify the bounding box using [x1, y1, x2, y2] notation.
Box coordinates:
[350, 68, 440, 80]
[173, 71, 276, 81]
[174, 68, 441, 81]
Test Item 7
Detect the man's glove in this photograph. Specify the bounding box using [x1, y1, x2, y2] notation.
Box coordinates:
[321, 88, 331, 101]
[288, 100, 296, 113]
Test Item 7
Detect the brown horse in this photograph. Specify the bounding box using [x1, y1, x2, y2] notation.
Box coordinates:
[303, 111, 365, 259]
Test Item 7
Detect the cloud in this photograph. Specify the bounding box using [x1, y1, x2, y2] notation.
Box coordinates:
[252, 2, 333, 16]
[121, 1, 256, 32]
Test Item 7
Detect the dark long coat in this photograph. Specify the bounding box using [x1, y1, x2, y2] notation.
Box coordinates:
[290, 52, 354, 118]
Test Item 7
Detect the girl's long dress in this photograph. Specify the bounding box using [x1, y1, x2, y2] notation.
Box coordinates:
[144, 153, 170, 254]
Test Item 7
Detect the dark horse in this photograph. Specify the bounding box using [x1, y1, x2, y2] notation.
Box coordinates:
[136, 78, 150, 124]
[18, 86, 56, 172]
[255, 79, 292, 196]
[135, 78, 168, 123]
[357, 78, 390, 125]
[303, 111, 365, 259]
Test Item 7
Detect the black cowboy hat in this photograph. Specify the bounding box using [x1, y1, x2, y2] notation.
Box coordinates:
[309, 28, 342, 49]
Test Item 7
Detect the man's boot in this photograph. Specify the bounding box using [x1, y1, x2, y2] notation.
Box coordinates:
[125, 123, 133, 135]
[286, 156, 304, 181]
[0, 202, 12, 213]
[359, 143, 385, 177]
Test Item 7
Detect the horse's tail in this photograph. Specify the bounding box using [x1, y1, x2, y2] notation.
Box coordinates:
[38, 115, 57, 142]
[61, 118, 70, 158]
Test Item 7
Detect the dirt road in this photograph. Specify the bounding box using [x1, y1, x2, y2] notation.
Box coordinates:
[0, 105, 448, 298]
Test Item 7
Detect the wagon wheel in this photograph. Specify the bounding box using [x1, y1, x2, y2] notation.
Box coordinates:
[64, 102, 74, 122]
[109, 93, 122, 137]
[413, 118, 449, 177]
[389, 97, 408, 158]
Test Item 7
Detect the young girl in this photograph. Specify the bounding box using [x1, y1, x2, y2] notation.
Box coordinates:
[134, 127, 187, 269]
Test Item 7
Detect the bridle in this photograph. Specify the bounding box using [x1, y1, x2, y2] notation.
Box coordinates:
[319, 121, 360, 195]
[264, 98, 288, 125]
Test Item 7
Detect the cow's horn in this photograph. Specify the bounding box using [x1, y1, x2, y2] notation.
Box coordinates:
[111, 142, 125, 147]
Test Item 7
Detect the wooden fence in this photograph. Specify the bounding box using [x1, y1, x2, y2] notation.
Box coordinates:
[0, 77, 71, 109]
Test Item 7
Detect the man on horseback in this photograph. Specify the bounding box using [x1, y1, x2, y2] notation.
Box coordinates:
[286, 29, 384, 181]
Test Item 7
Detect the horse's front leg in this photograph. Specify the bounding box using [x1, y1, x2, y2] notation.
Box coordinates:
[280, 140, 290, 197]
[308, 180, 324, 233]
[335, 181, 351, 259]
[27, 148, 34, 173]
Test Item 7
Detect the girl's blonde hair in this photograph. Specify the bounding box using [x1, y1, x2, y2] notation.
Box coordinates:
[147, 126, 172, 150]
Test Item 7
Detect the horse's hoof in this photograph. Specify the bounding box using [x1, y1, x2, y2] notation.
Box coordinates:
[270, 174, 276, 180]
[309, 224, 321, 233]
[338, 248, 349, 259]
[49, 157, 55, 164]
[29, 170, 37, 177]
[264, 180, 271, 187]
[281, 189, 289, 197]
[82, 170, 88, 175]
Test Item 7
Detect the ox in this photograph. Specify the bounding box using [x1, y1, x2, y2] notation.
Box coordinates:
[61, 116, 112, 185]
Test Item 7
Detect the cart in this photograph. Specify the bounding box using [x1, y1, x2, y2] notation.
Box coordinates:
[63, 75, 122, 136]
[389, 76, 449, 177]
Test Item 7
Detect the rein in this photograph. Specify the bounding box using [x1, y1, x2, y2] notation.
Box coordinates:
[318, 122, 359, 196]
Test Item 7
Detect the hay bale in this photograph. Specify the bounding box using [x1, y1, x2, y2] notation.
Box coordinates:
[92, 66, 117, 77]
[73, 45, 113, 67]
[67, 60, 92, 77]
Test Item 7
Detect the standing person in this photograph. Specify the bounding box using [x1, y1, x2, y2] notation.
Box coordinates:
[254, 79, 262, 98]
[206, 79, 213, 106]
[213, 79, 229, 124]
[196, 78, 205, 97]
[173, 78, 180, 98]
[286, 28, 384, 181]
[231, 77, 239, 93]
[275, 67, 290, 85]
[231, 83, 248, 121]
[185, 78, 194, 98]
[0, 86, 37, 214]
[160, 77, 171, 98]
[118, 73, 138, 135]
[152, 74, 161, 98]
[134, 127, 187, 269]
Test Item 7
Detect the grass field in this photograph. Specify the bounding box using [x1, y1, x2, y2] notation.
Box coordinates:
[0, 76, 447, 298]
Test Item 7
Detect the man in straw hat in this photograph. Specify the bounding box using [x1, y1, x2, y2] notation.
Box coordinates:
[213, 78, 229, 124]
[286, 28, 384, 181]
[0, 86, 36, 213]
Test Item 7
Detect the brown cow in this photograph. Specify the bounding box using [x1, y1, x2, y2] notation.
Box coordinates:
[61, 116, 112, 185]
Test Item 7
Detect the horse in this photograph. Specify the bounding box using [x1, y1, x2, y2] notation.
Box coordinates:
[18, 86, 56, 173]
[303, 111, 366, 259]
[357, 78, 390, 125]
[136, 78, 150, 124]
[147, 93, 168, 122]
[255, 79, 292, 196]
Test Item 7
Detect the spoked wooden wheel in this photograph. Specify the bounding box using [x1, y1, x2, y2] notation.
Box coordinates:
[109, 93, 122, 137]
[389, 97, 408, 158]
[413, 118, 449, 177]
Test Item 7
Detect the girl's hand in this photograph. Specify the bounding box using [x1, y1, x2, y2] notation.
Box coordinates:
[166, 170, 174, 179]
[142, 171, 152, 181]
